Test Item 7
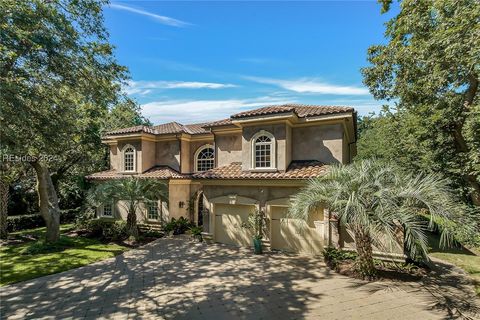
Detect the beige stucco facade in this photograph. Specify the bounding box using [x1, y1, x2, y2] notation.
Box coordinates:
[92, 106, 359, 255]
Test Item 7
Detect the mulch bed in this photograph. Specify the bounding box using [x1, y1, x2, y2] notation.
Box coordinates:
[330, 259, 429, 282]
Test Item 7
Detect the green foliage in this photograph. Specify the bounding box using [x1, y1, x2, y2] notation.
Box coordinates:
[362, 0, 480, 205]
[323, 247, 357, 269]
[289, 159, 460, 275]
[21, 236, 76, 255]
[164, 217, 194, 235]
[101, 221, 128, 241]
[189, 226, 203, 236]
[7, 209, 79, 232]
[6, 214, 44, 232]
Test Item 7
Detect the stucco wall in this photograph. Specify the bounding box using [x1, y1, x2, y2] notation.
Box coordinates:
[241, 124, 287, 171]
[215, 134, 242, 168]
[109, 145, 118, 171]
[156, 140, 181, 171]
[291, 124, 344, 164]
[168, 181, 191, 220]
[142, 140, 156, 173]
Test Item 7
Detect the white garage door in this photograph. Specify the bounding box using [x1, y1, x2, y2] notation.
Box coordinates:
[270, 206, 324, 255]
[214, 204, 255, 247]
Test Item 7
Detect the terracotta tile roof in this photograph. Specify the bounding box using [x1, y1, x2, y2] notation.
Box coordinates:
[231, 104, 354, 119]
[152, 122, 186, 134]
[86, 166, 188, 180]
[193, 161, 328, 180]
[202, 118, 233, 128]
[184, 123, 210, 134]
[105, 125, 156, 136]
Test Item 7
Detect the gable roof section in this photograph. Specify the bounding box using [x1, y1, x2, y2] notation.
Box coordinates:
[86, 166, 188, 180]
[192, 161, 328, 180]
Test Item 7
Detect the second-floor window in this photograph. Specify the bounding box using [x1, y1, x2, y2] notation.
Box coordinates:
[123, 145, 136, 172]
[252, 131, 275, 169]
[195, 145, 215, 172]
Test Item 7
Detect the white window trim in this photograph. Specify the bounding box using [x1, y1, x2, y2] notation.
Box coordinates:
[146, 200, 161, 222]
[121, 144, 136, 173]
[251, 130, 276, 170]
[194, 144, 215, 173]
[99, 202, 115, 218]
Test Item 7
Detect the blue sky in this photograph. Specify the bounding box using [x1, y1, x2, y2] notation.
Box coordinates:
[104, 1, 398, 125]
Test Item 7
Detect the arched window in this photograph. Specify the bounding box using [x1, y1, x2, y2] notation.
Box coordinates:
[122, 145, 136, 172]
[195, 145, 215, 172]
[252, 131, 275, 169]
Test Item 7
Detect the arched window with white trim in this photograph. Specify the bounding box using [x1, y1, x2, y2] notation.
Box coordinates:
[122, 144, 136, 172]
[252, 131, 275, 169]
[195, 145, 215, 172]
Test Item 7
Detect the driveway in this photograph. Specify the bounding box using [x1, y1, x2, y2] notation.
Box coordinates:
[1, 237, 477, 319]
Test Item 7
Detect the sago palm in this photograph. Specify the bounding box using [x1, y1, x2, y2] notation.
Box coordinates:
[288, 159, 458, 278]
[88, 177, 168, 239]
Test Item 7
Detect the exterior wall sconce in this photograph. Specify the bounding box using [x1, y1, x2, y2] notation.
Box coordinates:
[179, 201, 185, 208]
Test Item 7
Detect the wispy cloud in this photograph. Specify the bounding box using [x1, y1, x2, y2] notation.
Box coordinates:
[245, 76, 370, 95]
[124, 80, 238, 95]
[141, 96, 296, 124]
[110, 3, 190, 27]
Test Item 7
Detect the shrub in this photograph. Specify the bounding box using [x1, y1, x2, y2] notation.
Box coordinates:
[7, 214, 44, 232]
[21, 236, 76, 255]
[164, 217, 193, 235]
[7, 209, 81, 232]
[102, 221, 128, 241]
[323, 247, 357, 269]
[83, 219, 112, 238]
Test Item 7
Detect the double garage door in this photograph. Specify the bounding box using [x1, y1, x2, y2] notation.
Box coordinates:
[214, 204, 324, 255]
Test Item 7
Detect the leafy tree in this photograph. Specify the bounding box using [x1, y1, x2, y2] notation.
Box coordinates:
[0, 0, 128, 242]
[362, 0, 480, 205]
[288, 160, 458, 278]
[88, 178, 168, 239]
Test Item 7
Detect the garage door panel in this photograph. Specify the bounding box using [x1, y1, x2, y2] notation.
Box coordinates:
[214, 204, 255, 247]
[270, 206, 324, 255]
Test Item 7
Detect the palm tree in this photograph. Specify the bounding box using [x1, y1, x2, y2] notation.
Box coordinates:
[88, 177, 168, 239]
[288, 159, 458, 278]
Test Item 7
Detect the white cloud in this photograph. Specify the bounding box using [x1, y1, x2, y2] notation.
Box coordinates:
[245, 76, 370, 95]
[110, 3, 189, 27]
[141, 97, 295, 124]
[123, 80, 238, 95]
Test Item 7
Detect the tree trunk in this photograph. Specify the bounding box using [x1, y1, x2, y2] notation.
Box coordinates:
[354, 228, 376, 279]
[126, 202, 138, 239]
[0, 180, 8, 239]
[31, 162, 60, 243]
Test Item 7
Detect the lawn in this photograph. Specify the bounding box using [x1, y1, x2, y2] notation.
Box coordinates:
[428, 233, 480, 295]
[0, 225, 128, 286]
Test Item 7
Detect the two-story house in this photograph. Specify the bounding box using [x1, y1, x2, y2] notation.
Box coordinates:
[87, 104, 357, 254]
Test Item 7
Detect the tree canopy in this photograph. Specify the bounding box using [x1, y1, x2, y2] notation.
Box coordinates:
[361, 0, 480, 205]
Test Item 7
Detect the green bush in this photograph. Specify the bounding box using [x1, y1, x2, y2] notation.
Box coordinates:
[102, 221, 128, 241]
[323, 247, 357, 269]
[21, 236, 76, 255]
[7, 209, 81, 232]
[7, 214, 44, 232]
[164, 217, 193, 235]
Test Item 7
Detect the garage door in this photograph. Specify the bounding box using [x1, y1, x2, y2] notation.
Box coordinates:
[214, 204, 255, 247]
[270, 206, 324, 255]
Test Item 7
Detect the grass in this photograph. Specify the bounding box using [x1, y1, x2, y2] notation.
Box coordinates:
[0, 224, 127, 286]
[428, 232, 480, 295]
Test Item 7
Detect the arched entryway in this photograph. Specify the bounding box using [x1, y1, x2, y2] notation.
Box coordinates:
[196, 192, 209, 232]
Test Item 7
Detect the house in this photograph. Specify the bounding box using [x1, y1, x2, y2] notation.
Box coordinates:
[87, 104, 357, 255]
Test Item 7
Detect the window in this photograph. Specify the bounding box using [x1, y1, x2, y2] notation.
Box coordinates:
[147, 200, 160, 221]
[252, 131, 275, 169]
[100, 203, 113, 217]
[195, 145, 215, 172]
[123, 145, 136, 172]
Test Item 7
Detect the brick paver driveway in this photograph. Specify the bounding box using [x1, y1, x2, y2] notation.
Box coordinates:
[0, 237, 472, 319]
